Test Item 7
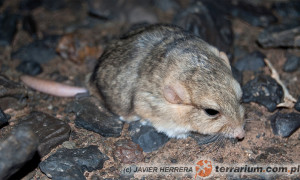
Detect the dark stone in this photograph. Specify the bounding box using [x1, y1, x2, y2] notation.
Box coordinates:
[0, 11, 19, 46]
[152, 0, 180, 11]
[295, 97, 300, 112]
[19, 0, 43, 11]
[0, 125, 39, 180]
[173, 1, 233, 58]
[272, 0, 300, 19]
[255, 153, 268, 161]
[0, 108, 9, 127]
[87, 0, 139, 20]
[200, 0, 233, 17]
[264, 147, 286, 155]
[87, 0, 114, 19]
[69, 97, 124, 137]
[0, 74, 27, 99]
[234, 51, 265, 72]
[0, 97, 27, 111]
[171, 158, 177, 163]
[22, 14, 37, 38]
[270, 112, 300, 137]
[16, 61, 43, 76]
[242, 75, 283, 112]
[39, 146, 109, 180]
[200, 0, 278, 27]
[231, 66, 243, 85]
[42, 0, 67, 11]
[233, 46, 249, 60]
[257, 22, 300, 48]
[19, 111, 71, 157]
[231, 1, 277, 27]
[129, 121, 169, 153]
[87, 0, 157, 23]
[12, 35, 60, 63]
[0, 63, 9, 73]
[283, 55, 300, 72]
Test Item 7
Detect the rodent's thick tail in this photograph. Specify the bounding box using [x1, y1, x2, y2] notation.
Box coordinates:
[21, 75, 88, 97]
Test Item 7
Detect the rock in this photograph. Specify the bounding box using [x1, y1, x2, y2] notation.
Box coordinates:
[61, 141, 76, 149]
[39, 145, 109, 180]
[242, 75, 283, 112]
[56, 34, 103, 64]
[114, 139, 144, 164]
[233, 46, 249, 60]
[270, 112, 300, 137]
[87, 0, 120, 19]
[22, 14, 37, 38]
[42, 0, 66, 11]
[129, 121, 169, 153]
[127, 6, 158, 25]
[264, 147, 286, 155]
[272, 0, 300, 19]
[0, 125, 39, 180]
[19, 0, 42, 11]
[295, 97, 300, 112]
[283, 54, 300, 72]
[152, 0, 180, 12]
[0, 97, 27, 111]
[0, 74, 27, 99]
[200, 0, 233, 16]
[257, 23, 300, 48]
[16, 61, 43, 76]
[200, 0, 278, 27]
[12, 35, 60, 63]
[87, 0, 157, 24]
[0, 108, 9, 127]
[68, 97, 124, 137]
[231, 66, 243, 84]
[255, 153, 268, 162]
[0, 10, 19, 46]
[19, 111, 71, 157]
[230, 1, 277, 27]
[234, 51, 265, 72]
[173, 1, 233, 58]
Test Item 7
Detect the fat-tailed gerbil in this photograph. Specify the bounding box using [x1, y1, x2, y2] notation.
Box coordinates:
[21, 24, 245, 139]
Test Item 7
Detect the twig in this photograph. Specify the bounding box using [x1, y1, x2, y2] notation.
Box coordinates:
[264, 58, 296, 108]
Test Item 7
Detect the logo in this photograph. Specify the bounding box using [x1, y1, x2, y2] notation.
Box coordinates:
[195, 160, 213, 178]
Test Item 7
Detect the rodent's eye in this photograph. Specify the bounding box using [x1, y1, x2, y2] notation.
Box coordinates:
[204, 108, 219, 117]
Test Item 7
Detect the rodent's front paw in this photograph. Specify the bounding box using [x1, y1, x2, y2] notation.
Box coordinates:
[156, 126, 190, 139]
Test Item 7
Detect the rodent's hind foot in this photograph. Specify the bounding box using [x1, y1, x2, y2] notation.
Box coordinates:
[173, 133, 189, 139]
[119, 115, 141, 122]
[139, 119, 152, 126]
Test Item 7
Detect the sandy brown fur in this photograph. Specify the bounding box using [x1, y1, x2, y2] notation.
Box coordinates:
[90, 24, 245, 139]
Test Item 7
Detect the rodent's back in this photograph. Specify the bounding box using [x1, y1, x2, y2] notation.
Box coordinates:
[90, 25, 201, 115]
[90, 24, 244, 139]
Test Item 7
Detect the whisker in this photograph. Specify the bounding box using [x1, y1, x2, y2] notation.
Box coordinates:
[199, 134, 226, 153]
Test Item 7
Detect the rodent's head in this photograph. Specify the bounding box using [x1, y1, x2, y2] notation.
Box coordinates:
[162, 42, 245, 139]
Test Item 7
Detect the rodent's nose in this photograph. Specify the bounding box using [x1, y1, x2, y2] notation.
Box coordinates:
[234, 127, 245, 140]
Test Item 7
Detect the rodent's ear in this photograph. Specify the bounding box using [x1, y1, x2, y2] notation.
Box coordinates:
[163, 82, 189, 104]
[219, 51, 231, 70]
[209, 45, 231, 70]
